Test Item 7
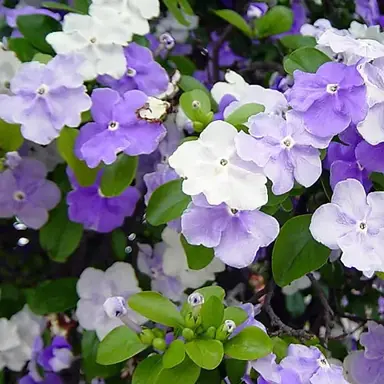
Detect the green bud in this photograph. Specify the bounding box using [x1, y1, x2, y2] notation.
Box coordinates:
[195, 314, 202, 327]
[215, 320, 236, 341]
[205, 326, 216, 339]
[152, 337, 166, 351]
[184, 313, 196, 329]
[139, 329, 155, 345]
[153, 328, 165, 338]
[182, 328, 195, 341]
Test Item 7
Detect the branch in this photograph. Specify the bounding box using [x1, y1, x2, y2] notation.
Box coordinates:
[211, 25, 233, 83]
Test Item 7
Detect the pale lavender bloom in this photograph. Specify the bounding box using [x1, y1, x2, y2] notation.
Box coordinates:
[38, 336, 73, 373]
[231, 303, 266, 337]
[75, 88, 167, 168]
[66, 170, 140, 233]
[0, 157, 61, 229]
[0, 55, 91, 145]
[207, 32, 245, 67]
[247, 2, 268, 19]
[98, 43, 169, 97]
[286, 62, 368, 138]
[355, 0, 381, 26]
[275, 0, 307, 38]
[181, 194, 279, 268]
[137, 243, 183, 301]
[236, 111, 328, 195]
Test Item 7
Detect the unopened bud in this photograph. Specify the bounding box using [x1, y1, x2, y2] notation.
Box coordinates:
[153, 328, 165, 338]
[103, 296, 127, 318]
[182, 328, 195, 341]
[159, 33, 175, 50]
[152, 337, 166, 351]
[140, 329, 155, 345]
[223, 320, 236, 334]
[187, 292, 204, 307]
[216, 320, 236, 341]
[185, 313, 196, 328]
[205, 326, 216, 339]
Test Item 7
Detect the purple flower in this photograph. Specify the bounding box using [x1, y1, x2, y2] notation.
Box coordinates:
[247, 3, 268, 19]
[208, 32, 245, 68]
[275, 0, 307, 38]
[75, 88, 167, 168]
[98, 43, 169, 97]
[66, 171, 140, 233]
[232, 304, 266, 337]
[0, 157, 61, 229]
[0, 55, 91, 145]
[269, 73, 294, 93]
[286, 62, 368, 138]
[181, 194, 279, 268]
[355, 0, 381, 26]
[38, 336, 73, 373]
[236, 111, 328, 195]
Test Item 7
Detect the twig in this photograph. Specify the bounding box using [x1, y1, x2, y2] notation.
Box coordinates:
[248, 286, 268, 303]
[211, 25, 233, 83]
[263, 280, 312, 340]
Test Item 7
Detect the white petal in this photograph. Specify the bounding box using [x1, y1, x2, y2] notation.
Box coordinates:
[104, 262, 140, 295]
[357, 103, 384, 145]
[77, 268, 105, 299]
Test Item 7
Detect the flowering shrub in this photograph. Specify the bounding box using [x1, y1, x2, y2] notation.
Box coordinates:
[1, 0, 384, 383]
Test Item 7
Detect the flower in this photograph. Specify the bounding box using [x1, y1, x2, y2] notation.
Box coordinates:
[181, 194, 279, 268]
[97, 42, 169, 97]
[355, 0, 381, 26]
[0, 55, 91, 145]
[300, 18, 335, 39]
[236, 111, 327, 195]
[286, 62, 368, 138]
[232, 304, 266, 337]
[46, 10, 130, 80]
[161, 227, 225, 289]
[75, 262, 145, 340]
[310, 178, 384, 276]
[247, 2, 268, 19]
[0, 305, 44, 371]
[0, 49, 20, 95]
[169, 120, 268, 211]
[66, 170, 140, 233]
[211, 71, 288, 119]
[38, 336, 73, 373]
[0, 157, 61, 229]
[344, 321, 384, 384]
[75, 88, 167, 168]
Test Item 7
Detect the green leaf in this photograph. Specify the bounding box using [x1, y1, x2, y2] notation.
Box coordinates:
[225, 360, 247, 384]
[286, 292, 306, 317]
[128, 291, 184, 327]
[147, 179, 191, 226]
[179, 75, 217, 110]
[169, 56, 196, 76]
[39, 201, 83, 263]
[17, 15, 61, 54]
[42, 1, 84, 14]
[283, 47, 331, 75]
[0, 120, 23, 153]
[225, 103, 265, 126]
[180, 89, 212, 124]
[32, 53, 52, 64]
[223, 307, 248, 326]
[156, 357, 201, 384]
[201, 296, 224, 329]
[100, 154, 138, 197]
[26, 278, 78, 315]
[132, 34, 150, 47]
[214, 10, 252, 37]
[254, 6, 293, 38]
[57, 127, 99, 187]
[272, 214, 330, 287]
[111, 229, 127, 261]
[73, 0, 90, 14]
[178, 0, 194, 15]
[8, 38, 37, 62]
[163, 0, 190, 26]
[0, 284, 25, 319]
[370, 172, 384, 190]
[271, 337, 288, 361]
[181, 235, 214, 270]
[196, 369, 220, 384]
[185, 340, 223, 370]
[279, 35, 316, 50]
[224, 326, 273, 360]
[82, 331, 122, 380]
[266, 183, 289, 207]
[196, 286, 225, 302]
[97, 326, 147, 365]
[132, 355, 164, 384]
[163, 339, 186, 369]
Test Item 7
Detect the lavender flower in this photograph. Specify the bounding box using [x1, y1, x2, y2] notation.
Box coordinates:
[355, 0, 381, 26]
[38, 336, 73, 373]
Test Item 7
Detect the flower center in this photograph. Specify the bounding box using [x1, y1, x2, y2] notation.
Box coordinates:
[108, 121, 119, 131]
[317, 357, 330, 368]
[358, 221, 367, 231]
[126, 67, 137, 77]
[326, 83, 339, 94]
[36, 84, 49, 96]
[281, 136, 294, 149]
[4, 81, 10, 89]
[230, 208, 238, 215]
[220, 158, 228, 166]
[13, 191, 26, 201]
[90, 37, 97, 44]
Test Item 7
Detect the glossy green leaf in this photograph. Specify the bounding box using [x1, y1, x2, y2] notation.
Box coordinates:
[57, 127, 99, 187]
[185, 340, 223, 370]
[82, 331, 122, 380]
[132, 34, 150, 47]
[157, 357, 201, 384]
[163, 339, 186, 369]
[111, 229, 127, 261]
[196, 286, 225, 302]
[223, 307, 248, 326]
[132, 355, 164, 384]
[284, 47, 331, 75]
[39, 201, 83, 263]
[254, 6, 293, 38]
[272, 214, 330, 287]
[224, 326, 273, 360]
[100, 154, 138, 197]
[180, 89, 212, 125]
[169, 56, 196, 76]
[8, 38, 38, 62]
[196, 369, 220, 383]
[17, 15, 61, 54]
[181, 235, 214, 270]
[225, 359, 247, 384]
[42, 1, 84, 14]
[370, 172, 384, 191]
[128, 291, 184, 327]
[0, 119, 23, 153]
[97, 326, 147, 365]
[179, 75, 217, 109]
[32, 53, 52, 64]
[73, 0, 90, 13]
[266, 184, 289, 207]
[201, 296, 224, 329]
[279, 35, 316, 50]
[26, 278, 78, 315]
[225, 103, 265, 126]
[214, 9, 252, 37]
[147, 179, 191, 226]
[271, 337, 289, 361]
[163, 0, 190, 26]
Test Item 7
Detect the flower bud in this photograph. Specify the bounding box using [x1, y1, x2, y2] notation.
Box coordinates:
[153, 328, 166, 339]
[159, 33, 175, 50]
[140, 329, 155, 345]
[152, 337, 167, 351]
[184, 313, 196, 329]
[223, 320, 236, 334]
[215, 320, 236, 341]
[103, 296, 128, 318]
[182, 328, 195, 341]
[187, 292, 204, 307]
[204, 326, 216, 339]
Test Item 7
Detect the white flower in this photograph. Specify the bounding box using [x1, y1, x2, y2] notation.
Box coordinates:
[169, 120, 268, 210]
[310, 179, 384, 275]
[0, 305, 44, 371]
[156, 11, 199, 43]
[0, 49, 21, 95]
[300, 18, 336, 39]
[349, 21, 384, 43]
[211, 71, 288, 119]
[76, 262, 145, 340]
[46, 10, 129, 80]
[161, 227, 225, 289]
